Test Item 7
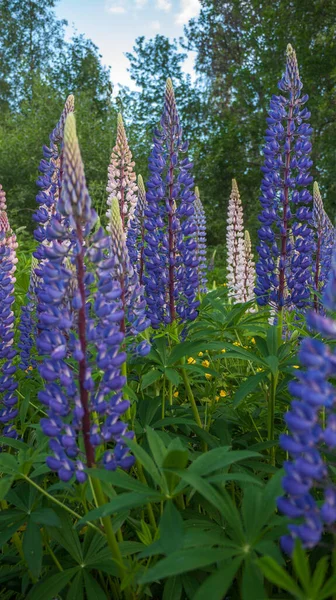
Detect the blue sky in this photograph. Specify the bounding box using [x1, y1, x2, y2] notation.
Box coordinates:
[55, 0, 200, 90]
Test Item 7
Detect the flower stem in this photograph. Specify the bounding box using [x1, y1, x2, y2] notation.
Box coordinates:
[180, 366, 202, 429]
[268, 372, 278, 466]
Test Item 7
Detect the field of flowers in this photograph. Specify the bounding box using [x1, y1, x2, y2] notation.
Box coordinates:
[0, 43, 335, 600]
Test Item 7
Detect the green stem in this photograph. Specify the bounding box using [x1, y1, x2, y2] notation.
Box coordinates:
[21, 474, 103, 536]
[180, 366, 202, 429]
[136, 460, 157, 532]
[161, 376, 166, 420]
[168, 380, 173, 406]
[277, 308, 283, 348]
[268, 372, 278, 466]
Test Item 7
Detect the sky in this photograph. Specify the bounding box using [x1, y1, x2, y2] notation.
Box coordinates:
[55, 0, 201, 91]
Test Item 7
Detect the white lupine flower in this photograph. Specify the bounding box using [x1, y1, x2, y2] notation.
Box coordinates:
[106, 114, 137, 233]
[226, 179, 245, 300]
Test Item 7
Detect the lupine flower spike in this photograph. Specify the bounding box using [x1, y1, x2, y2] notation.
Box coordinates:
[195, 187, 207, 294]
[278, 246, 336, 553]
[109, 196, 151, 356]
[0, 185, 18, 439]
[36, 113, 134, 482]
[255, 45, 314, 312]
[19, 96, 75, 371]
[239, 230, 255, 303]
[144, 78, 199, 328]
[226, 179, 245, 301]
[312, 182, 334, 311]
[126, 174, 147, 285]
[106, 113, 137, 232]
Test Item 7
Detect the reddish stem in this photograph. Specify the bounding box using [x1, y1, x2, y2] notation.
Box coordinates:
[168, 134, 176, 322]
[278, 98, 294, 310]
[314, 229, 322, 311]
[76, 224, 95, 468]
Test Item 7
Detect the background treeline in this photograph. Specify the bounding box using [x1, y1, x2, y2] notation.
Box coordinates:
[0, 0, 335, 247]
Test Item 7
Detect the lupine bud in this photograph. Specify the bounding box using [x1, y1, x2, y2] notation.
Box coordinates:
[126, 175, 147, 285]
[278, 246, 336, 553]
[312, 182, 334, 311]
[37, 113, 134, 482]
[144, 78, 199, 327]
[106, 113, 137, 232]
[195, 187, 207, 294]
[255, 45, 314, 311]
[226, 179, 246, 302]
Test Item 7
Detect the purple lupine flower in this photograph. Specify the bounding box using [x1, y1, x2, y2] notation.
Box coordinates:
[37, 113, 134, 482]
[144, 78, 199, 328]
[126, 175, 147, 286]
[0, 187, 18, 439]
[195, 187, 207, 294]
[226, 179, 245, 302]
[278, 245, 336, 553]
[255, 45, 314, 312]
[312, 182, 334, 311]
[106, 113, 137, 233]
[19, 96, 75, 371]
[108, 196, 150, 356]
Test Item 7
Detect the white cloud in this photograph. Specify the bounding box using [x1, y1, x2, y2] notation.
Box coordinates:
[149, 20, 161, 31]
[135, 0, 148, 7]
[156, 0, 172, 12]
[175, 0, 200, 25]
[105, 1, 126, 14]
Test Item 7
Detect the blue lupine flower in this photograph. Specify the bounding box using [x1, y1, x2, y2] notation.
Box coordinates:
[278, 245, 336, 553]
[144, 78, 199, 328]
[195, 187, 207, 294]
[255, 45, 314, 312]
[37, 113, 134, 482]
[109, 196, 151, 357]
[19, 96, 75, 371]
[312, 182, 334, 311]
[126, 174, 147, 286]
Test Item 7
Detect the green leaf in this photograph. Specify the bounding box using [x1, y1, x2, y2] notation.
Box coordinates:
[141, 369, 162, 389]
[31, 508, 61, 527]
[163, 576, 183, 600]
[319, 574, 336, 600]
[66, 571, 84, 600]
[233, 372, 267, 407]
[0, 475, 14, 500]
[257, 556, 305, 598]
[79, 492, 162, 525]
[311, 556, 329, 595]
[162, 443, 189, 493]
[165, 368, 181, 386]
[168, 341, 224, 366]
[189, 447, 260, 477]
[46, 513, 83, 564]
[194, 556, 242, 600]
[0, 436, 28, 451]
[23, 521, 43, 580]
[292, 540, 311, 592]
[125, 437, 164, 489]
[264, 355, 279, 375]
[26, 568, 79, 600]
[0, 518, 26, 548]
[146, 426, 167, 468]
[88, 468, 161, 496]
[242, 559, 267, 600]
[159, 501, 184, 555]
[0, 453, 19, 474]
[139, 548, 237, 583]
[20, 389, 31, 427]
[83, 571, 107, 599]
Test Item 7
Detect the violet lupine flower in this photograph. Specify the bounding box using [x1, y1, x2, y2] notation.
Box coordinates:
[0, 187, 18, 439]
[226, 179, 245, 301]
[106, 113, 137, 233]
[126, 175, 147, 286]
[19, 96, 75, 371]
[278, 246, 336, 552]
[195, 187, 207, 294]
[312, 182, 334, 311]
[255, 45, 314, 312]
[144, 78, 199, 328]
[109, 196, 150, 357]
[37, 113, 134, 482]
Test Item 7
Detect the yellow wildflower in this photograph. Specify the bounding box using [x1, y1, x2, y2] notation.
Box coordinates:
[251, 338, 256, 344]
[293, 365, 300, 369]
[187, 357, 196, 365]
[233, 341, 241, 347]
[215, 395, 219, 401]
[202, 359, 210, 368]
[205, 373, 212, 380]
[198, 351, 203, 357]
[256, 367, 263, 373]
[221, 349, 226, 354]
[173, 391, 179, 398]
[219, 390, 227, 398]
